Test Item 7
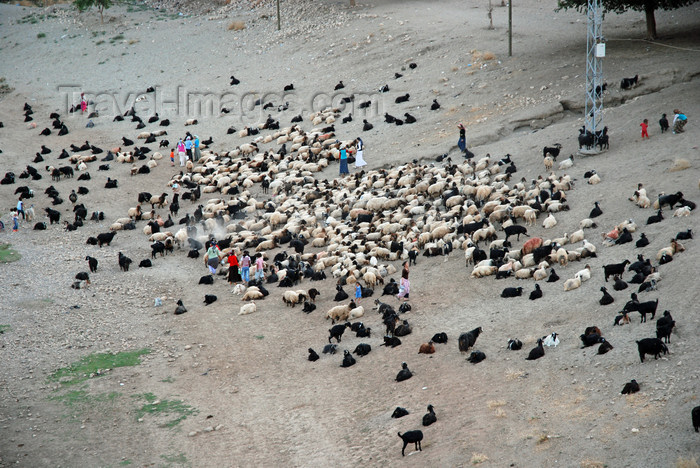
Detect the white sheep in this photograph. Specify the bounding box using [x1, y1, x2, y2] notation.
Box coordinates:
[558, 155, 574, 170]
[326, 303, 354, 322]
[587, 173, 601, 184]
[563, 276, 582, 291]
[575, 265, 591, 282]
[239, 302, 257, 315]
[348, 305, 365, 321]
[673, 206, 691, 217]
[242, 287, 264, 301]
[542, 213, 557, 229]
[471, 265, 497, 278]
[569, 229, 585, 244]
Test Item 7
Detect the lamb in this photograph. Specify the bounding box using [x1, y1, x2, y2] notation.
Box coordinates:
[603, 259, 630, 282]
[239, 302, 257, 315]
[458, 327, 482, 352]
[397, 430, 423, 456]
[558, 155, 574, 170]
[636, 337, 668, 363]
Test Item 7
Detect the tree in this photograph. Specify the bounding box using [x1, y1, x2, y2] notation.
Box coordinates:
[74, 0, 112, 24]
[557, 0, 698, 39]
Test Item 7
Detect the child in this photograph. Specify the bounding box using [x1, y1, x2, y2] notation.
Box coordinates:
[640, 119, 649, 139]
[170, 148, 175, 166]
[355, 282, 362, 304]
[11, 209, 19, 232]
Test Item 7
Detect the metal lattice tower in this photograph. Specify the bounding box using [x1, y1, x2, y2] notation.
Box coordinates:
[584, 0, 604, 145]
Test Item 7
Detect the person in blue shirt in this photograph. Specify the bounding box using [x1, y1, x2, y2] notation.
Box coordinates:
[339, 147, 349, 175]
[193, 135, 201, 162]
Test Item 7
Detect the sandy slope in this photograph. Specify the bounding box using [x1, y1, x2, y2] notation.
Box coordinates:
[0, 0, 699, 467]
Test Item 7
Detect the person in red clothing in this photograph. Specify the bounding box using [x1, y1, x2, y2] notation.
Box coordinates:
[227, 250, 241, 284]
[640, 119, 649, 139]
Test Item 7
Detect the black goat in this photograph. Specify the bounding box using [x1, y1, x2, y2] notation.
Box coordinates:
[328, 322, 350, 343]
[340, 350, 356, 368]
[599, 287, 614, 305]
[646, 209, 663, 225]
[636, 338, 668, 363]
[501, 287, 523, 298]
[656, 311, 675, 343]
[603, 259, 630, 282]
[620, 75, 638, 90]
[391, 407, 409, 419]
[458, 327, 482, 352]
[118, 252, 132, 272]
[431, 332, 448, 344]
[398, 430, 423, 456]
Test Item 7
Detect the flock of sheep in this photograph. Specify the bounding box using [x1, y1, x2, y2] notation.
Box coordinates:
[4, 82, 699, 456]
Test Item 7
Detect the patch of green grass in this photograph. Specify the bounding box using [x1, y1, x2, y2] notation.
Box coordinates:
[50, 389, 120, 408]
[49, 348, 150, 387]
[0, 243, 21, 263]
[37, 32, 46, 39]
[254, 335, 264, 340]
[110, 34, 124, 43]
[119, 460, 133, 466]
[160, 453, 188, 467]
[134, 393, 197, 428]
[160, 376, 174, 383]
[95, 40, 105, 45]
[0, 325, 10, 334]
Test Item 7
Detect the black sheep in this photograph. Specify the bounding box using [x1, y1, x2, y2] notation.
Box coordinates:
[199, 275, 214, 285]
[308, 348, 319, 362]
[340, 350, 356, 368]
[328, 322, 350, 343]
[431, 332, 448, 344]
[96, 231, 116, 248]
[504, 225, 528, 241]
[547, 268, 559, 282]
[636, 233, 650, 248]
[656, 311, 675, 343]
[381, 335, 402, 348]
[398, 430, 423, 457]
[392, 407, 409, 419]
[529, 284, 543, 300]
[636, 338, 669, 363]
[203, 294, 217, 305]
[507, 339, 522, 350]
[597, 340, 614, 354]
[526, 339, 545, 360]
[692, 406, 700, 432]
[621, 379, 640, 394]
[458, 327, 482, 352]
[118, 252, 132, 272]
[395, 362, 412, 382]
[353, 343, 372, 356]
[302, 302, 316, 314]
[599, 287, 614, 305]
[467, 350, 486, 364]
[138, 259, 152, 268]
[501, 287, 523, 298]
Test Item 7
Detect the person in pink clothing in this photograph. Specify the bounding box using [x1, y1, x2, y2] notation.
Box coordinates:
[254, 253, 265, 281]
[80, 93, 87, 113]
[177, 139, 186, 166]
[640, 119, 649, 139]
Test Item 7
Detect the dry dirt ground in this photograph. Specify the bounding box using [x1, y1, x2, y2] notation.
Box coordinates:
[1, 0, 700, 467]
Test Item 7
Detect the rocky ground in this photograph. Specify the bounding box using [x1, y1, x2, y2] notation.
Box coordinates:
[0, 0, 699, 467]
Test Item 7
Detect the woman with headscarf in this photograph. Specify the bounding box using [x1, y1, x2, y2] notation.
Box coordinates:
[457, 123, 466, 152]
[227, 250, 241, 284]
[354, 137, 366, 168]
[205, 240, 222, 275]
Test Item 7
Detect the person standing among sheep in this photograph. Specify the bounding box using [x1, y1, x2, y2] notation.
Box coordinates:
[11, 209, 19, 232]
[205, 241, 222, 275]
[80, 93, 87, 114]
[184, 133, 193, 161]
[227, 250, 241, 284]
[16, 198, 25, 221]
[457, 123, 466, 152]
[193, 135, 201, 162]
[177, 139, 186, 166]
[354, 137, 367, 168]
[672, 109, 687, 133]
[169, 148, 175, 166]
[397, 261, 410, 301]
[640, 119, 649, 139]
[240, 251, 251, 284]
[254, 253, 265, 282]
[355, 282, 362, 304]
[339, 147, 349, 176]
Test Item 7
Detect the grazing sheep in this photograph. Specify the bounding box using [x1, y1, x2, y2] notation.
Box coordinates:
[636, 337, 668, 363]
[458, 327, 482, 352]
[398, 430, 423, 456]
[392, 407, 409, 419]
[418, 341, 436, 354]
[396, 362, 413, 382]
[239, 302, 257, 315]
